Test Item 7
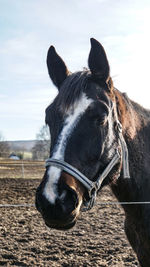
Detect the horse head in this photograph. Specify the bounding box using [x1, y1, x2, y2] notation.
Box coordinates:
[36, 38, 128, 230]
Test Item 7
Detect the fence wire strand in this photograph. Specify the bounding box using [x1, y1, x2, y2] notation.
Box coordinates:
[1, 201, 150, 208]
[1, 160, 150, 208]
[0, 204, 35, 208]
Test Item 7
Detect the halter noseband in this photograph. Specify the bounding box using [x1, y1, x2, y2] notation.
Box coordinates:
[45, 121, 130, 210]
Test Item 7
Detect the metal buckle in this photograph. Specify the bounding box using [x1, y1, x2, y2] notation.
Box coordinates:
[82, 190, 97, 211]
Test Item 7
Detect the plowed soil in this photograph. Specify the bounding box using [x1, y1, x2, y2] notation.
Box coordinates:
[0, 178, 138, 266]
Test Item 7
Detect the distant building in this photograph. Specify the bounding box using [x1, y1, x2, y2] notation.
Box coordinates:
[9, 153, 20, 160]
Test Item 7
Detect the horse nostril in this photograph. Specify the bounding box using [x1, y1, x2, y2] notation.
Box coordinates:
[35, 192, 43, 212]
[61, 186, 79, 212]
[35, 187, 51, 214]
[72, 190, 79, 208]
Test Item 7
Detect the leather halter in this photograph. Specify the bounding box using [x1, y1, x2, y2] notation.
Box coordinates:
[45, 121, 130, 210]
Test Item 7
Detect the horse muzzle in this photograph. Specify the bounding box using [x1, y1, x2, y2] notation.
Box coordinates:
[35, 175, 82, 230]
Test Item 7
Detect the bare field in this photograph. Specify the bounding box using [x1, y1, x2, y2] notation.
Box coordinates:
[0, 161, 138, 266]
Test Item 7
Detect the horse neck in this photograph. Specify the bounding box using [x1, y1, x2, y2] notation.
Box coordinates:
[111, 89, 150, 205]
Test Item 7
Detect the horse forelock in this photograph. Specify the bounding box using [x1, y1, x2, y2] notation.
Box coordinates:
[55, 70, 91, 113]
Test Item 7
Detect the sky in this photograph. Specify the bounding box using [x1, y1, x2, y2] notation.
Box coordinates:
[0, 0, 150, 141]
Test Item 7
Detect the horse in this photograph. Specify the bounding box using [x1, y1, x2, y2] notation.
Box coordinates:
[36, 38, 150, 266]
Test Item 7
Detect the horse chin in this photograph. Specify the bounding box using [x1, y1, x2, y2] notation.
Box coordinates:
[45, 220, 76, 230]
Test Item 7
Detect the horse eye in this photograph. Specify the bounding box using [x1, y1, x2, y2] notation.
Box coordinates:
[95, 114, 107, 127]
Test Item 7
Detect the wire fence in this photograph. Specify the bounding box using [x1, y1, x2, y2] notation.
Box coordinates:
[1, 158, 150, 208]
[0, 158, 45, 179]
[0, 158, 44, 208]
[0, 204, 35, 208]
[1, 201, 150, 208]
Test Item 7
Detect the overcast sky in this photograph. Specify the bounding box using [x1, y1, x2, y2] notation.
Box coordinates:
[1, 0, 150, 141]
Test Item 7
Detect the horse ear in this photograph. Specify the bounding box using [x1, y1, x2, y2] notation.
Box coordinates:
[88, 38, 110, 82]
[47, 46, 69, 89]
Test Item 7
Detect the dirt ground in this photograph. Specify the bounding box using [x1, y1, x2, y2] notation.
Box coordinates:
[0, 178, 138, 267]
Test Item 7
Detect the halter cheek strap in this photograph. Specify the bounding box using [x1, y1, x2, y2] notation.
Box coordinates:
[45, 121, 130, 210]
[115, 120, 130, 179]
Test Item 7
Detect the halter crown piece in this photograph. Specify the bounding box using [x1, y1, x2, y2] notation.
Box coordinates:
[45, 121, 130, 210]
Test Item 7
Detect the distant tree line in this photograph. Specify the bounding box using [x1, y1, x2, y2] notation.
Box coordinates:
[32, 125, 50, 160]
[0, 127, 51, 160]
[0, 132, 10, 157]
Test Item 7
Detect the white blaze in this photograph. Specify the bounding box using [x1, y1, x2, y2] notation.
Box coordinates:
[105, 108, 114, 159]
[43, 93, 93, 204]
